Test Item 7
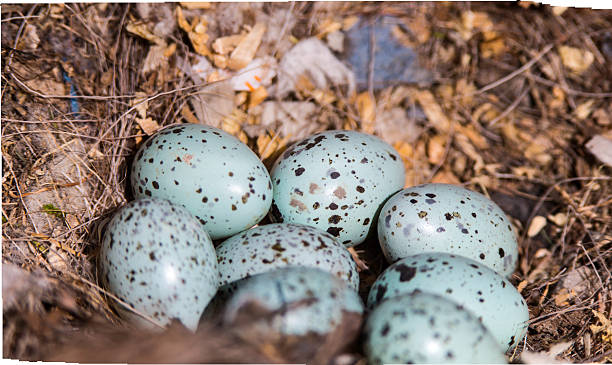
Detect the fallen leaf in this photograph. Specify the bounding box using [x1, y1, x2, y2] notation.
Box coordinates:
[179, 2, 210, 9]
[356, 92, 375, 133]
[275, 37, 355, 98]
[590, 310, 612, 344]
[136, 117, 160, 136]
[21, 24, 40, 50]
[248, 86, 268, 109]
[574, 100, 595, 120]
[229, 23, 266, 71]
[258, 101, 319, 140]
[427, 134, 447, 165]
[528, 216, 547, 237]
[212, 34, 244, 55]
[131, 92, 149, 119]
[586, 135, 612, 167]
[547, 212, 568, 226]
[413, 89, 451, 134]
[213, 54, 228, 69]
[257, 132, 291, 161]
[126, 20, 165, 45]
[554, 288, 575, 307]
[558, 45, 594, 75]
[593, 108, 611, 126]
[316, 18, 342, 39]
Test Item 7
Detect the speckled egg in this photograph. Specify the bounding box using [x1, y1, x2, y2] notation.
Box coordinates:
[216, 223, 359, 290]
[367, 252, 529, 350]
[378, 183, 518, 277]
[99, 198, 218, 331]
[364, 292, 507, 364]
[270, 130, 405, 247]
[222, 267, 364, 337]
[131, 124, 272, 240]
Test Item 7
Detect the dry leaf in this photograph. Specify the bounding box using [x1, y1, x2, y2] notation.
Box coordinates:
[136, 117, 161, 135]
[593, 107, 611, 126]
[528, 216, 547, 237]
[413, 89, 451, 134]
[316, 18, 342, 39]
[257, 132, 291, 160]
[126, 21, 165, 45]
[356, 92, 376, 134]
[21, 24, 40, 50]
[554, 288, 575, 307]
[548, 212, 568, 226]
[248, 86, 268, 109]
[590, 310, 612, 344]
[586, 135, 612, 167]
[142, 44, 172, 74]
[342, 16, 359, 31]
[212, 34, 244, 55]
[229, 23, 266, 71]
[275, 37, 355, 98]
[455, 10, 494, 40]
[549, 86, 565, 110]
[427, 134, 447, 165]
[574, 100, 595, 120]
[179, 2, 211, 10]
[131, 92, 149, 119]
[213, 54, 228, 69]
[480, 31, 506, 59]
[558, 45, 594, 75]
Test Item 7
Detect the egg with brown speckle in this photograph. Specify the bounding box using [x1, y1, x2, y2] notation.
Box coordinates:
[100, 198, 218, 331]
[216, 223, 359, 290]
[131, 124, 272, 240]
[269, 130, 405, 247]
[367, 252, 529, 350]
[377, 183, 518, 277]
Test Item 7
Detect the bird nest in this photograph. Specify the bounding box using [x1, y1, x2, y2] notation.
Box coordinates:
[2, 3, 611, 363]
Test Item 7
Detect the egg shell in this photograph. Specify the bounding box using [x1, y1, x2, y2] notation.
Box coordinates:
[367, 252, 529, 350]
[270, 130, 405, 247]
[131, 124, 272, 240]
[222, 267, 364, 336]
[364, 292, 507, 364]
[378, 183, 518, 277]
[99, 198, 219, 331]
[216, 223, 359, 290]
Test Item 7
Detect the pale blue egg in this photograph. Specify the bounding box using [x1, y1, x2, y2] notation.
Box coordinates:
[378, 183, 518, 277]
[100, 198, 218, 331]
[222, 267, 364, 336]
[216, 223, 359, 290]
[131, 124, 272, 240]
[367, 252, 529, 350]
[270, 130, 405, 247]
[364, 292, 507, 364]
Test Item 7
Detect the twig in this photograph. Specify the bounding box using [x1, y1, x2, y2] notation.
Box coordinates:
[475, 43, 554, 95]
[488, 86, 529, 127]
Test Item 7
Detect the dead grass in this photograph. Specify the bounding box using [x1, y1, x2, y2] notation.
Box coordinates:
[2, 3, 611, 363]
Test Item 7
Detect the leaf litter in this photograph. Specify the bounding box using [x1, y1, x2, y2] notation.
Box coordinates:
[1, 2, 611, 363]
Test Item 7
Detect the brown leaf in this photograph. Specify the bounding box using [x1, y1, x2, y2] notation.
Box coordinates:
[413, 89, 451, 134]
[229, 23, 266, 71]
